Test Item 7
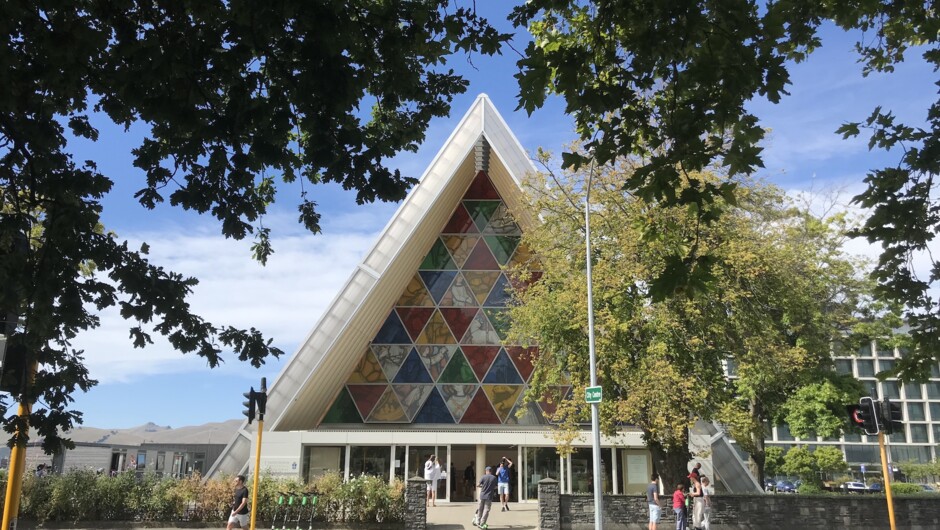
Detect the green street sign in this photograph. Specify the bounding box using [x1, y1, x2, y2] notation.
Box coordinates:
[585, 385, 602, 404]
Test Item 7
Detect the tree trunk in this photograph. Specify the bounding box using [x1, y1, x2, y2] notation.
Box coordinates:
[646, 429, 692, 489]
[747, 398, 766, 487]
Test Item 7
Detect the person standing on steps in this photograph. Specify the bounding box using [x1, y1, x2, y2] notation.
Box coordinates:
[226, 475, 249, 530]
[473, 466, 497, 529]
[497, 456, 513, 511]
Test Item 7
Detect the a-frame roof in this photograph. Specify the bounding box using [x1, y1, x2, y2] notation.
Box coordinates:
[208, 95, 536, 477]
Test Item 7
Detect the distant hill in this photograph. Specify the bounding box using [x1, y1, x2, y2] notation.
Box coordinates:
[63, 419, 242, 445]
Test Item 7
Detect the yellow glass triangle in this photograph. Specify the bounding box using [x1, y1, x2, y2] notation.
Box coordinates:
[442, 235, 480, 268]
[346, 349, 388, 383]
[464, 271, 502, 305]
[397, 274, 435, 307]
[482, 385, 524, 423]
[416, 309, 457, 344]
[367, 387, 408, 422]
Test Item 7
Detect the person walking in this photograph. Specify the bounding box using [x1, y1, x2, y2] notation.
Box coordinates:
[424, 454, 441, 507]
[473, 466, 498, 529]
[647, 473, 661, 530]
[672, 483, 687, 530]
[496, 456, 513, 511]
[226, 475, 249, 530]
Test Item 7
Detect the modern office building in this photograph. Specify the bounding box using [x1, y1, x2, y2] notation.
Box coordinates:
[762, 341, 940, 473]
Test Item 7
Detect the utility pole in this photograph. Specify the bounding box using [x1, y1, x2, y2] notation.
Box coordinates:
[1, 359, 37, 530]
[243, 377, 267, 530]
[584, 159, 604, 530]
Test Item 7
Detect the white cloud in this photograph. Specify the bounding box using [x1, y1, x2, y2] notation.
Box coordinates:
[72, 206, 392, 383]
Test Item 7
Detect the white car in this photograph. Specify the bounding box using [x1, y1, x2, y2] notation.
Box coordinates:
[844, 481, 868, 493]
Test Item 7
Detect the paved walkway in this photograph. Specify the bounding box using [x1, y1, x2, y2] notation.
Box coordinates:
[426, 502, 537, 530]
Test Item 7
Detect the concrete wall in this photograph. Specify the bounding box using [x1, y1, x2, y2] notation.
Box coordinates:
[538, 479, 940, 530]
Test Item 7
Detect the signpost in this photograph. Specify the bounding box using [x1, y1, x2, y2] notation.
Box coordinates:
[585, 386, 603, 404]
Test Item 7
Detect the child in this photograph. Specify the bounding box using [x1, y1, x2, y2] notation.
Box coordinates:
[672, 483, 687, 530]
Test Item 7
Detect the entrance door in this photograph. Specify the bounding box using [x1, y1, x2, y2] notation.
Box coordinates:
[485, 445, 518, 502]
[450, 445, 477, 501]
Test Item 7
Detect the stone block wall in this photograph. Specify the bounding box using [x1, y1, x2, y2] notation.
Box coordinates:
[406, 477, 428, 530]
[537, 486, 940, 530]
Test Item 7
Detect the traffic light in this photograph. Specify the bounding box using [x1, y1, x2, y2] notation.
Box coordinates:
[881, 397, 904, 435]
[243, 387, 256, 424]
[855, 397, 880, 435]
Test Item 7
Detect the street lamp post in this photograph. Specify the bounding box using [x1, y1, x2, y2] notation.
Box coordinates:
[584, 161, 604, 530]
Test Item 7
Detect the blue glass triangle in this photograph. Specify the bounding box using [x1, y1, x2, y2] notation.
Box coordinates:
[373, 310, 412, 344]
[394, 348, 434, 383]
[413, 388, 455, 424]
[483, 274, 511, 307]
[419, 270, 458, 304]
[482, 349, 524, 384]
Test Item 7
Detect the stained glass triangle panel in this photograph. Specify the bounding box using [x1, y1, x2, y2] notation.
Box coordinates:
[417, 345, 457, 382]
[506, 401, 547, 426]
[482, 203, 520, 235]
[396, 307, 435, 342]
[483, 308, 511, 341]
[438, 349, 478, 384]
[397, 274, 435, 307]
[440, 307, 478, 342]
[415, 310, 457, 345]
[321, 387, 363, 424]
[464, 171, 501, 200]
[393, 348, 434, 383]
[347, 384, 387, 419]
[506, 346, 537, 382]
[373, 311, 412, 344]
[482, 349, 524, 384]
[483, 274, 511, 308]
[371, 345, 411, 382]
[439, 272, 477, 307]
[538, 386, 571, 419]
[463, 238, 500, 270]
[439, 384, 478, 422]
[393, 384, 434, 421]
[419, 270, 458, 304]
[419, 239, 457, 270]
[459, 387, 501, 424]
[442, 235, 480, 268]
[347, 349, 388, 383]
[508, 270, 543, 292]
[464, 201, 501, 232]
[465, 271, 501, 304]
[461, 345, 500, 380]
[483, 384, 524, 423]
[442, 203, 479, 234]
[483, 236, 520, 266]
[461, 310, 500, 345]
[367, 387, 408, 422]
[508, 241, 538, 269]
[413, 387, 455, 424]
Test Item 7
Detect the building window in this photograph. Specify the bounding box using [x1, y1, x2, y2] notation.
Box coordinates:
[349, 446, 390, 478]
[136, 452, 146, 471]
[881, 381, 900, 399]
[907, 402, 925, 421]
[843, 431, 862, 442]
[904, 383, 923, 400]
[933, 424, 940, 444]
[910, 424, 929, 443]
[856, 360, 875, 377]
[927, 382, 940, 399]
[860, 380, 878, 397]
[776, 424, 794, 441]
[929, 403, 940, 422]
[858, 343, 873, 357]
[931, 363, 940, 378]
[877, 359, 896, 374]
[845, 445, 879, 464]
[155, 452, 165, 472]
[303, 446, 346, 482]
[890, 445, 928, 463]
[524, 447, 561, 499]
[834, 359, 853, 375]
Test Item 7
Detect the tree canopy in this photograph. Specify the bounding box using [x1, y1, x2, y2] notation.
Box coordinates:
[0, 0, 507, 450]
[507, 155, 867, 486]
[512, 0, 939, 379]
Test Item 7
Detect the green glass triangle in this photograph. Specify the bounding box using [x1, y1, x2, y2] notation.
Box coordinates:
[321, 387, 363, 424]
[483, 236, 520, 266]
[483, 308, 511, 341]
[438, 349, 478, 384]
[420, 239, 457, 270]
[464, 201, 502, 231]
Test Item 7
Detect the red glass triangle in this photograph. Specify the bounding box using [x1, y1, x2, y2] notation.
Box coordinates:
[464, 171, 501, 200]
[506, 346, 537, 382]
[347, 384, 387, 418]
[440, 307, 479, 343]
[461, 345, 501, 380]
[396, 307, 435, 342]
[508, 271, 543, 292]
[459, 388, 502, 424]
[443, 203, 479, 234]
[463, 238, 500, 270]
[539, 386, 570, 418]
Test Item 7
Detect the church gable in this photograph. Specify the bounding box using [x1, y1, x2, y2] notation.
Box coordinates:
[322, 171, 545, 426]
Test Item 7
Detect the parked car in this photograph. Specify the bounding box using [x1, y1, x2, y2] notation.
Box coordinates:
[868, 482, 883, 493]
[844, 481, 868, 493]
[765, 479, 776, 491]
[775, 480, 796, 493]
[920, 484, 936, 492]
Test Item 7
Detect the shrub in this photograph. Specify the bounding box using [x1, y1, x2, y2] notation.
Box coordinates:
[797, 482, 825, 495]
[890, 482, 925, 495]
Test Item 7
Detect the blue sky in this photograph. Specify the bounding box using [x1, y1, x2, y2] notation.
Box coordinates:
[57, 7, 937, 430]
